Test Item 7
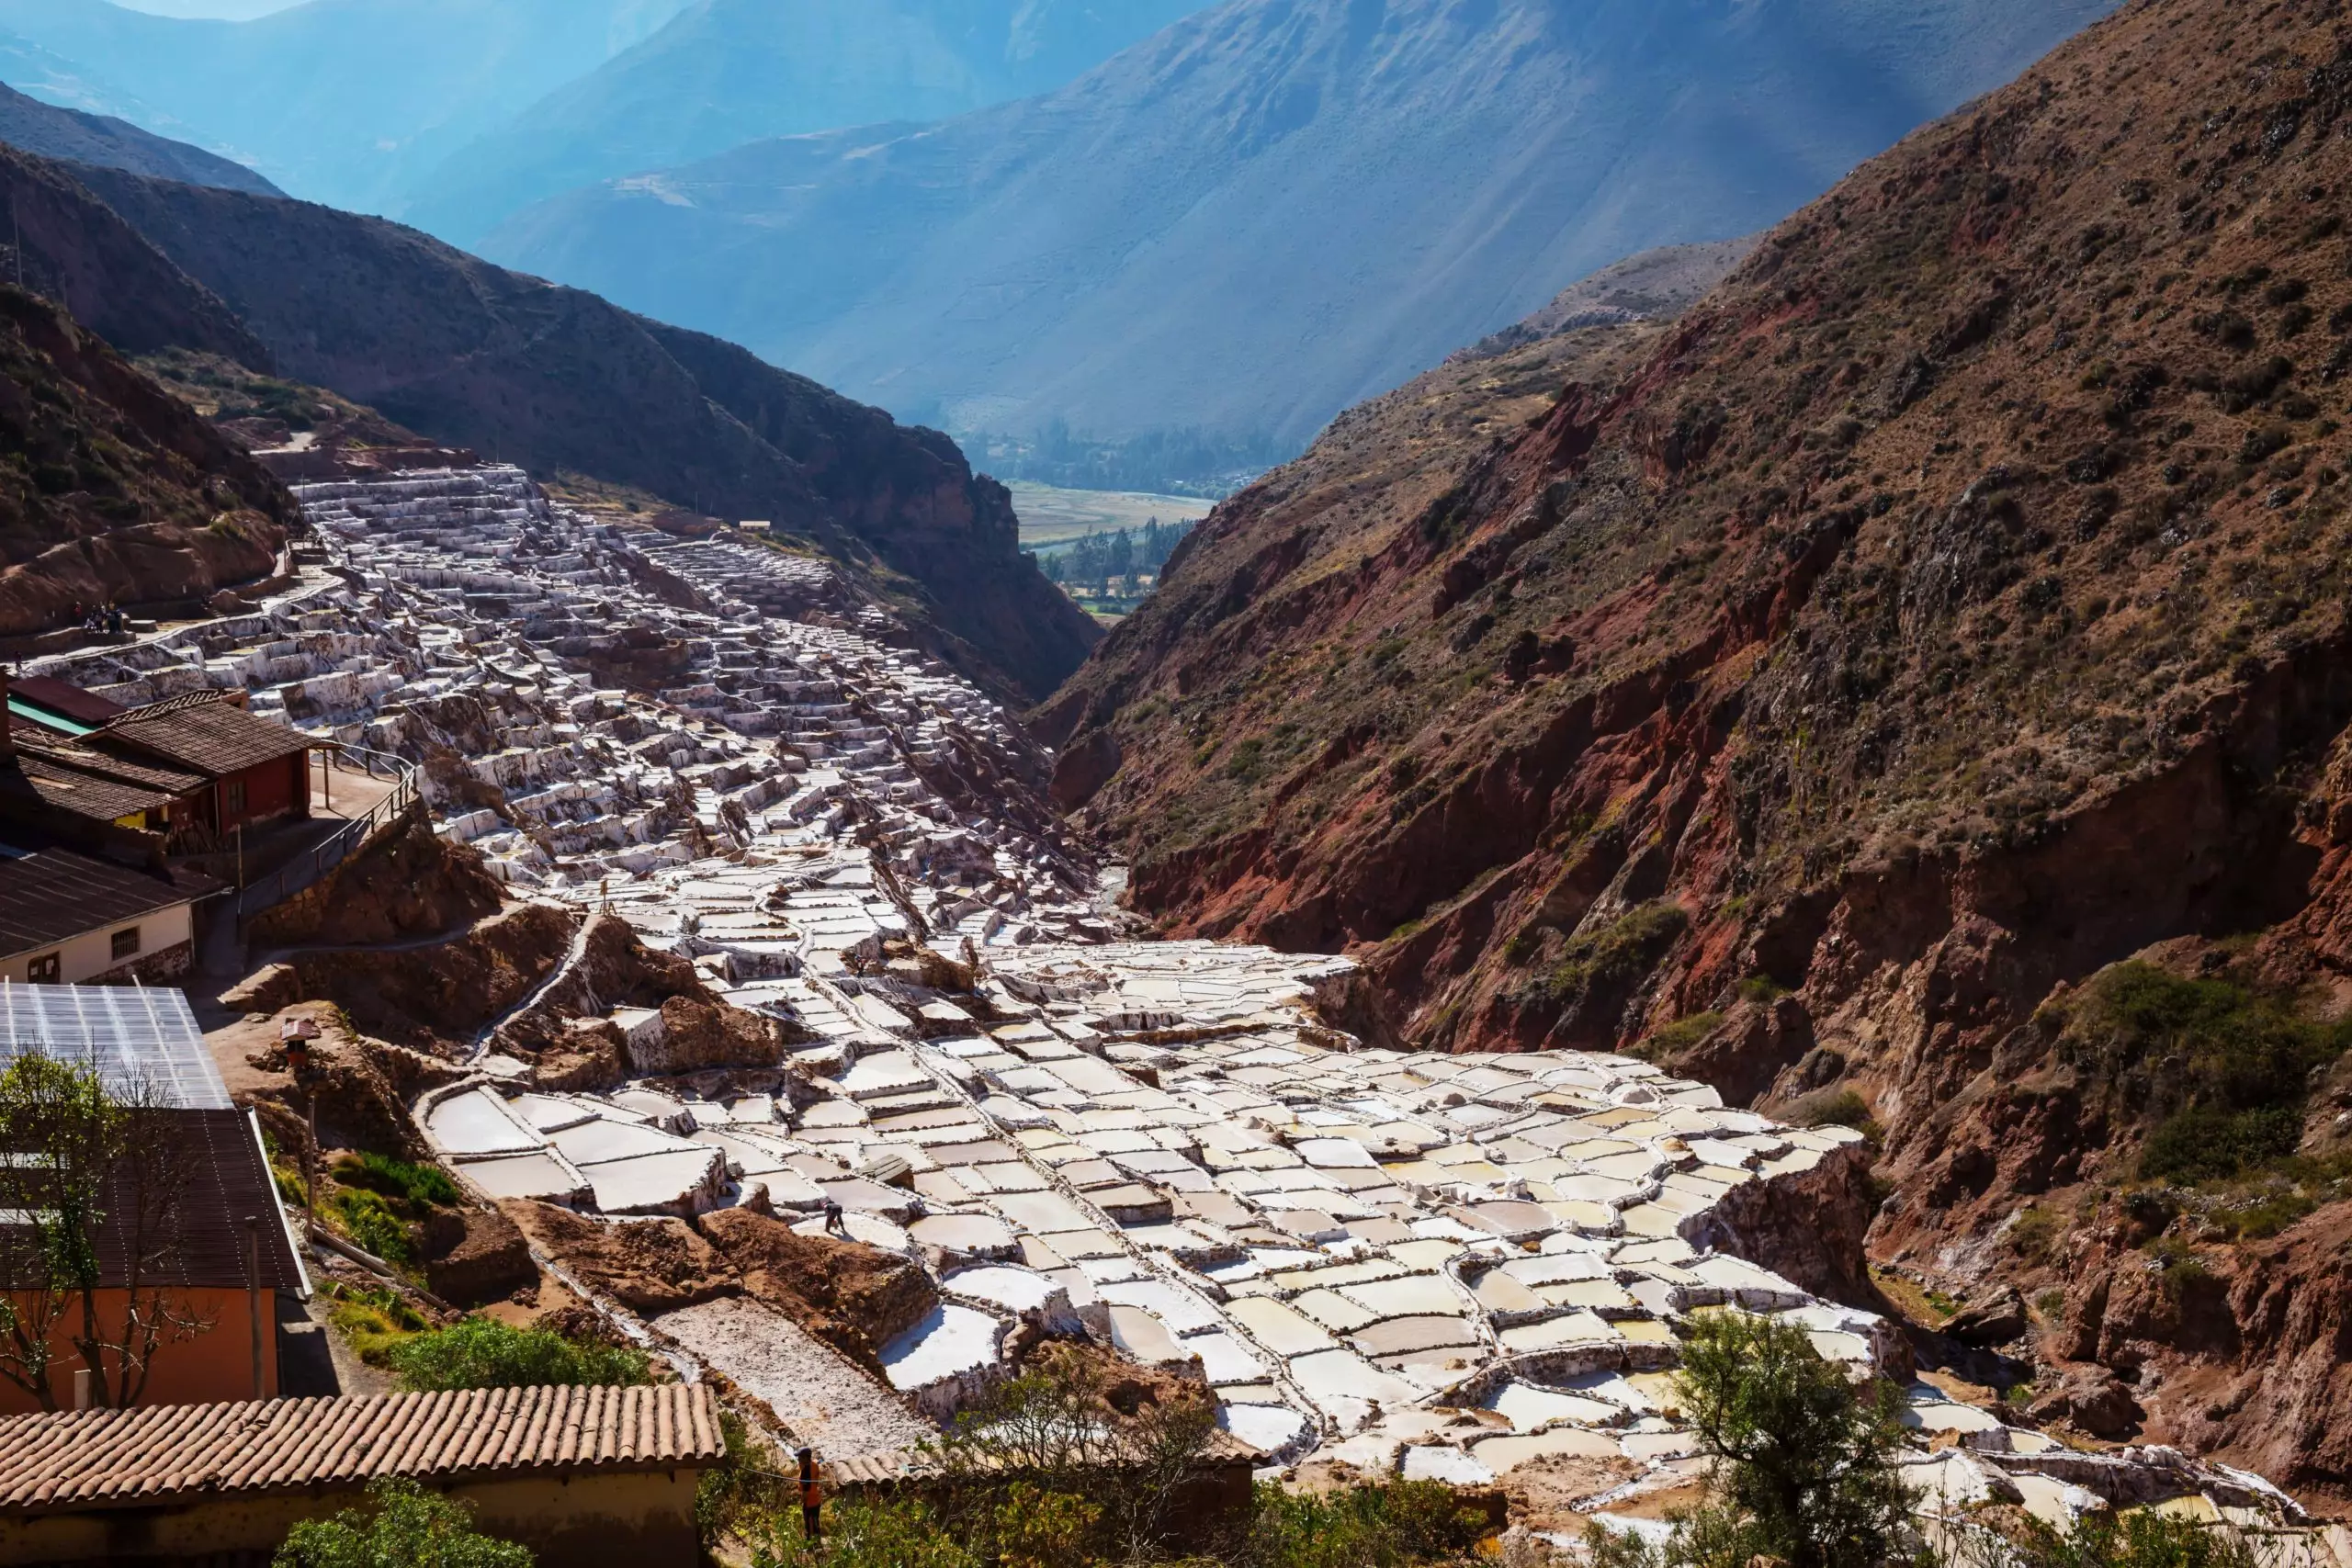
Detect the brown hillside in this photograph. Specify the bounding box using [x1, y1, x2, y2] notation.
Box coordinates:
[1044, 0, 2352, 1495]
[0, 284, 288, 635]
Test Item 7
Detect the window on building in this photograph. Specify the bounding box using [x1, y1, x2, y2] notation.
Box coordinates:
[27, 953, 58, 983]
[110, 927, 140, 962]
[224, 779, 246, 817]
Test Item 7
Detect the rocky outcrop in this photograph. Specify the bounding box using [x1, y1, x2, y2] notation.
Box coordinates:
[227, 1001, 461, 1164]
[420, 1207, 537, 1308]
[504, 1201, 737, 1315]
[246, 811, 503, 950]
[625, 996, 794, 1077]
[696, 1207, 937, 1373]
[0, 279, 287, 637]
[281, 903, 578, 1052]
[1687, 1138, 1880, 1311]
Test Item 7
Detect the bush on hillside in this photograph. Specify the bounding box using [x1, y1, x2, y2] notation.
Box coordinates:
[2052, 961, 2350, 1181]
[386, 1317, 651, 1393]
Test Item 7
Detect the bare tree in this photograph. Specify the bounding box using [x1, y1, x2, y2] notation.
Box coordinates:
[0, 1055, 212, 1411]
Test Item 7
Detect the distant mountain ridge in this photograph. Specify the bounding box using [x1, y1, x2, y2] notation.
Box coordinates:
[0, 0, 695, 214]
[410, 0, 1207, 245]
[0, 78, 277, 194]
[485, 0, 2122, 459]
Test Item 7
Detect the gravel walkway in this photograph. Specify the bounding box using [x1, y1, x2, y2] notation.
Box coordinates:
[657, 1296, 934, 1460]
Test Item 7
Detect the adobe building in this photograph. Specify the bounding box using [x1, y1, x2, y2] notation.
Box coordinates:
[0, 1383, 724, 1567]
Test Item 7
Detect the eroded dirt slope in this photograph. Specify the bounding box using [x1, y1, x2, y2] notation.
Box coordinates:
[1043, 0, 2352, 1498]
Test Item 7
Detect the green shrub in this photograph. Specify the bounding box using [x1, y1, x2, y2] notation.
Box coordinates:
[331, 1189, 413, 1263]
[1785, 1088, 1874, 1132]
[386, 1318, 652, 1393]
[750, 1493, 975, 1568]
[1596, 1312, 1909, 1568]
[1640, 1011, 1725, 1059]
[1544, 902, 1690, 1001]
[2007, 1504, 2258, 1568]
[275, 1476, 532, 1568]
[335, 1151, 459, 1208]
[697, 1408, 786, 1544]
[2007, 1204, 2065, 1262]
[2140, 1105, 2304, 1183]
[1239, 1481, 1489, 1568]
[2059, 962, 2350, 1181]
[1736, 976, 1792, 1005]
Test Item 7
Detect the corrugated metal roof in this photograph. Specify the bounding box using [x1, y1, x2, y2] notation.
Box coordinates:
[0, 1383, 724, 1512]
[0, 848, 207, 962]
[0, 986, 226, 1110]
[0, 1109, 302, 1293]
[96, 696, 313, 778]
[8, 679, 124, 729]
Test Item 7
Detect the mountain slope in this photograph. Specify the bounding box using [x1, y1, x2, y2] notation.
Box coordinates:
[0, 78, 277, 194]
[410, 0, 1204, 246]
[0, 141, 264, 365]
[484, 0, 2119, 457]
[0, 281, 287, 634]
[57, 161, 1099, 701]
[0, 0, 692, 214]
[1041, 0, 2352, 1489]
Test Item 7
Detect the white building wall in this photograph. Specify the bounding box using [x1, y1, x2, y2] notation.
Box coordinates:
[0, 902, 194, 984]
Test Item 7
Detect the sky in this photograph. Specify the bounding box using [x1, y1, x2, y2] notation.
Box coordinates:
[110, 0, 300, 17]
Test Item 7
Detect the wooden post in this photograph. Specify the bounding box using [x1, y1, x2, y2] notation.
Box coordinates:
[244, 1215, 266, 1401]
[305, 1092, 319, 1242]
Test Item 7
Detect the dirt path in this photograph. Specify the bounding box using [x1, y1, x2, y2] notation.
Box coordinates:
[656, 1296, 933, 1461]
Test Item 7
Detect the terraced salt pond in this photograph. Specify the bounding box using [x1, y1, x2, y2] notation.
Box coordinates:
[38, 460, 2313, 1541]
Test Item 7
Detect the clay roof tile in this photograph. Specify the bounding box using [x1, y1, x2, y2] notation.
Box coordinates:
[0, 1385, 721, 1513]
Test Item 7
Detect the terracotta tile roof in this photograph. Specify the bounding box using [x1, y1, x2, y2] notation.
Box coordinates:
[0, 1383, 724, 1513]
[96, 695, 313, 778]
[20, 741, 209, 796]
[0, 753, 178, 821]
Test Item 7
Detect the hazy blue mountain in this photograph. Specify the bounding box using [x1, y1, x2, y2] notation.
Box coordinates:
[0, 0, 692, 214]
[486, 0, 2121, 462]
[413, 0, 1207, 245]
[0, 78, 279, 193]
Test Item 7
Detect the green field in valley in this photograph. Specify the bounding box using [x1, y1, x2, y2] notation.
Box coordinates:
[1007, 481, 1213, 552]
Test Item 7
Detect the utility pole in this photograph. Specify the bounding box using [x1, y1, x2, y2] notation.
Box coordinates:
[243, 1216, 266, 1401]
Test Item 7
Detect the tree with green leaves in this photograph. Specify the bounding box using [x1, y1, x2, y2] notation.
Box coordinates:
[1589, 1312, 1912, 1568]
[0, 1054, 209, 1410]
[275, 1476, 533, 1568]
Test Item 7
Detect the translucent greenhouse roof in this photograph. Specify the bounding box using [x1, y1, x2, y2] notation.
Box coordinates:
[0, 985, 227, 1109]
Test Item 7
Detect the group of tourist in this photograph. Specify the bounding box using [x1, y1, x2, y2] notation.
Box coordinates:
[69, 601, 127, 637]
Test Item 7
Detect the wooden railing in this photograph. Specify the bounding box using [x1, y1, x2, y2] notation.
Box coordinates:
[233, 743, 420, 923]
